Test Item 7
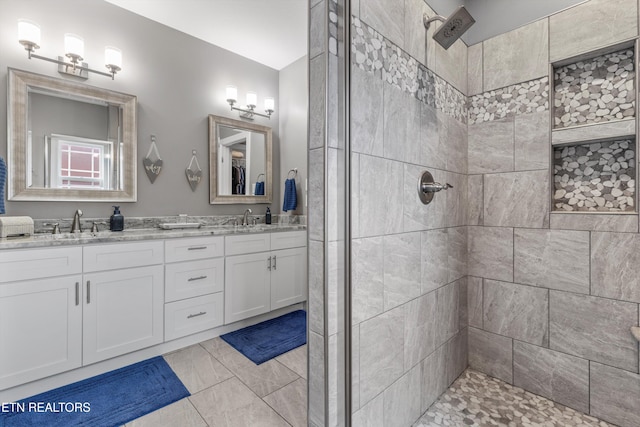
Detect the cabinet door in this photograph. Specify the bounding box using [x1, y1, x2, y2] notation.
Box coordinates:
[83, 266, 163, 365]
[270, 247, 307, 310]
[225, 253, 271, 324]
[0, 276, 82, 390]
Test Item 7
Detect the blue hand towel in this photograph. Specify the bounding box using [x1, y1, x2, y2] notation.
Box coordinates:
[282, 178, 297, 212]
[255, 181, 264, 195]
[0, 157, 6, 215]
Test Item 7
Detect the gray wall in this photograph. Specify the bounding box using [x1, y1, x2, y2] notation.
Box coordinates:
[278, 55, 308, 215]
[0, 0, 305, 219]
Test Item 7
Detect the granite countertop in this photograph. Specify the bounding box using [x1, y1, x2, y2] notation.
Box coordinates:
[0, 224, 307, 250]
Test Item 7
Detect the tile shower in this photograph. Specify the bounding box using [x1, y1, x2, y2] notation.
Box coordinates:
[342, 0, 640, 426]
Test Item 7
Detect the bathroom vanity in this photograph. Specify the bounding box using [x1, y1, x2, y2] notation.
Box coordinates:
[0, 226, 306, 399]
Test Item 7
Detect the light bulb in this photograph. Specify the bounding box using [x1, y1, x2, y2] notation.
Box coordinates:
[264, 97, 275, 112]
[104, 46, 122, 70]
[246, 92, 257, 108]
[226, 85, 237, 103]
[64, 33, 84, 60]
[18, 19, 40, 48]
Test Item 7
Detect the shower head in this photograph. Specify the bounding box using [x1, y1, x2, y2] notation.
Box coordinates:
[423, 5, 475, 50]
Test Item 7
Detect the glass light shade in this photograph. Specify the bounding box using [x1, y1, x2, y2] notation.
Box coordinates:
[264, 97, 275, 111]
[104, 46, 122, 69]
[64, 33, 84, 59]
[246, 92, 257, 107]
[226, 85, 237, 102]
[18, 19, 41, 46]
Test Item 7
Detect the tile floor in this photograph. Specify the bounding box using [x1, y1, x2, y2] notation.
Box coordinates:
[415, 369, 613, 427]
[125, 338, 307, 427]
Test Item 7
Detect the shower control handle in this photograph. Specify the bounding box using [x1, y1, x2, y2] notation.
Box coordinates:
[421, 182, 453, 193]
[418, 170, 453, 205]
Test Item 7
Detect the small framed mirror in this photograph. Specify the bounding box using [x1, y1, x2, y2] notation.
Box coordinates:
[7, 68, 137, 201]
[209, 115, 272, 204]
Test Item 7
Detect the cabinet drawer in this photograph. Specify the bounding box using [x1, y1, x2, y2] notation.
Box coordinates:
[165, 236, 224, 263]
[165, 293, 223, 341]
[0, 247, 82, 283]
[225, 233, 271, 256]
[83, 241, 164, 272]
[165, 258, 224, 302]
[270, 231, 307, 250]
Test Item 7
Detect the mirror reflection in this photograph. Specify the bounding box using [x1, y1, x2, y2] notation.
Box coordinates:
[8, 68, 137, 202]
[209, 115, 272, 204]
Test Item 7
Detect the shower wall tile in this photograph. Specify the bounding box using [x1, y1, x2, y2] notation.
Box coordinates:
[310, 1, 325, 59]
[383, 84, 421, 163]
[421, 104, 446, 170]
[435, 281, 460, 348]
[309, 55, 326, 150]
[483, 280, 549, 347]
[448, 328, 469, 383]
[421, 228, 449, 295]
[468, 327, 513, 384]
[352, 392, 383, 427]
[549, 0, 638, 62]
[351, 66, 384, 156]
[483, 19, 549, 92]
[468, 226, 513, 282]
[352, 325, 360, 412]
[514, 111, 550, 171]
[308, 148, 325, 241]
[468, 118, 514, 174]
[352, 237, 384, 325]
[357, 154, 403, 237]
[513, 341, 589, 414]
[435, 37, 468, 95]
[403, 164, 446, 232]
[382, 364, 422, 427]
[308, 331, 325, 426]
[458, 277, 468, 327]
[447, 226, 467, 284]
[360, 0, 404, 48]
[467, 277, 483, 328]
[549, 291, 639, 372]
[309, 240, 325, 335]
[351, 154, 361, 238]
[420, 343, 449, 412]
[590, 362, 640, 427]
[403, 0, 434, 67]
[359, 306, 405, 404]
[439, 112, 468, 175]
[467, 43, 483, 95]
[514, 229, 590, 295]
[404, 291, 437, 369]
[484, 170, 550, 229]
[468, 175, 483, 226]
[592, 232, 640, 304]
[384, 232, 421, 310]
[446, 172, 468, 228]
[550, 212, 639, 233]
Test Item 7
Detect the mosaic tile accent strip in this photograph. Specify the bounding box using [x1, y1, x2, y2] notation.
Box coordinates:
[414, 369, 613, 427]
[553, 139, 635, 212]
[554, 48, 635, 129]
[468, 78, 549, 124]
[351, 17, 467, 124]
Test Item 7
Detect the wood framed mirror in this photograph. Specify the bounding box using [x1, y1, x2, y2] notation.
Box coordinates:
[209, 114, 272, 204]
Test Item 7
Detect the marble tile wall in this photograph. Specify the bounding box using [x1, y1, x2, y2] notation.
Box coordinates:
[465, 2, 640, 426]
[350, 1, 469, 425]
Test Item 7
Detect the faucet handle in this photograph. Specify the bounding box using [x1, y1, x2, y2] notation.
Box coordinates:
[43, 222, 60, 234]
[91, 221, 108, 233]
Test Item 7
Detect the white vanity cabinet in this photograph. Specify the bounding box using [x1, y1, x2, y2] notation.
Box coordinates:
[164, 236, 225, 341]
[224, 231, 307, 324]
[82, 241, 164, 365]
[0, 247, 83, 390]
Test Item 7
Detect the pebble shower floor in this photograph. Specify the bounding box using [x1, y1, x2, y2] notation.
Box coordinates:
[414, 369, 612, 427]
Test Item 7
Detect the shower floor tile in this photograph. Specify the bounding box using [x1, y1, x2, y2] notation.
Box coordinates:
[415, 369, 613, 427]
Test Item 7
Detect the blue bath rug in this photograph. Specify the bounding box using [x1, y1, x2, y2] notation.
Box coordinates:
[0, 356, 189, 427]
[221, 310, 306, 364]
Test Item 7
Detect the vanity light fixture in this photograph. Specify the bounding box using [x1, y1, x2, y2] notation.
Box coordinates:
[225, 85, 274, 120]
[18, 19, 122, 80]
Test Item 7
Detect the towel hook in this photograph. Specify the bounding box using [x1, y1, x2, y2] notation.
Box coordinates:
[287, 168, 298, 179]
[256, 173, 265, 182]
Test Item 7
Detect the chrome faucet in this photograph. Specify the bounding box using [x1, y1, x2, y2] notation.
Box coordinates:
[242, 209, 252, 226]
[71, 209, 83, 233]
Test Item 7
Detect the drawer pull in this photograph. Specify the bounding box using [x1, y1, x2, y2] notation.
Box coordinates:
[187, 246, 208, 251]
[86, 280, 91, 304]
[188, 275, 208, 282]
[187, 311, 207, 319]
[273, 255, 277, 270]
[267, 256, 272, 271]
[75, 282, 79, 306]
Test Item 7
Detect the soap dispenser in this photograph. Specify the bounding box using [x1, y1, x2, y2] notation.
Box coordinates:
[110, 206, 124, 231]
[265, 207, 272, 224]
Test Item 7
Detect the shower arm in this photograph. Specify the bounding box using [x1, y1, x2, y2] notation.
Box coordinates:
[423, 13, 446, 30]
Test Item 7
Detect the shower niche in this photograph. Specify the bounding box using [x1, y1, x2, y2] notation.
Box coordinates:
[551, 42, 637, 213]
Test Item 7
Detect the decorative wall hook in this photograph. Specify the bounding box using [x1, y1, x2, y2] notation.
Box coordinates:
[185, 149, 202, 192]
[143, 135, 163, 183]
